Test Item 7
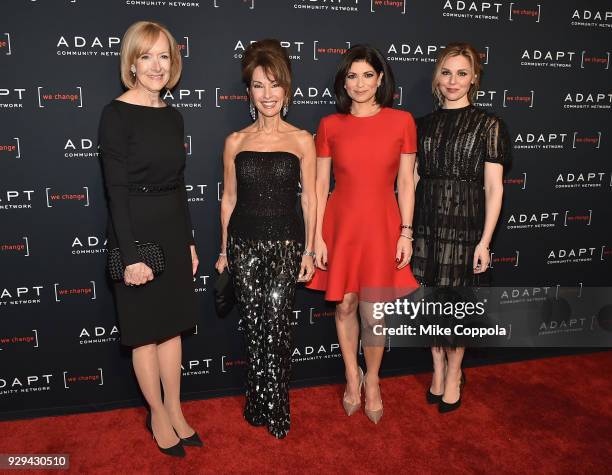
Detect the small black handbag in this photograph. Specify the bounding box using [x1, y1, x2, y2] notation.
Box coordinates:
[213, 269, 236, 318]
[107, 242, 165, 282]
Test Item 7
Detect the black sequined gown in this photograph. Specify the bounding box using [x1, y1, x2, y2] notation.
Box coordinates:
[412, 105, 511, 287]
[227, 151, 303, 439]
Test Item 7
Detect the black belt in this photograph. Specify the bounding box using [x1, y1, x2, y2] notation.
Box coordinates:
[128, 183, 180, 193]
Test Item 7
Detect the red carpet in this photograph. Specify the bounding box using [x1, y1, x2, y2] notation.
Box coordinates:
[1, 352, 610, 474]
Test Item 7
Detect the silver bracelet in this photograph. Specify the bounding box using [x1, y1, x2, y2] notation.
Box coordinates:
[302, 250, 316, 257]
[219, 252, 227, 257]
[400, 233, 414, 241]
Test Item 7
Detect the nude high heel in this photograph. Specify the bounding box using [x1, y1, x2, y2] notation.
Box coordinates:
[342, 367, 364, 416]
[364, 374, 383, 424]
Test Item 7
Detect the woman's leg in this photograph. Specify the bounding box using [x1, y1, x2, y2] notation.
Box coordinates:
[336, 292, 360, 405]
[132, 344, 179, 448]
[359, 301, 384, 413]
[228, 237, 267, 426]
[261, 240, 302, 438]
[430, 346, 446, 395]
[443, 346, 465, 403]
[157, 335, 194, 438]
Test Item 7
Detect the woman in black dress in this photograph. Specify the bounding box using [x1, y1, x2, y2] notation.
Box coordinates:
[412, 43, 510, 412]
[98, 21, 201, 456]
[215, 39, 316, 439]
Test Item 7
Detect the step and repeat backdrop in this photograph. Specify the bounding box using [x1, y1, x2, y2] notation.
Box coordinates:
[1, 0, 610, 419]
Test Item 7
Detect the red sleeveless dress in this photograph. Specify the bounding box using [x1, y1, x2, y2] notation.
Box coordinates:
[307, 107, 420, 302]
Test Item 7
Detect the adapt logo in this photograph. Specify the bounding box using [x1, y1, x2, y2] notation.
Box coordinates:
[194, 274, 210, 293]
[125, 0, 201, 8]
[292, 85, 335, 106]
[0, 373, 52, 397]
[71, 235, 107, 256]
[520, 49, 577, 68]
[0, 137, 21, 158]
[386, 43, 445, 63]
[563, 92, 612, 110]
[292, 343, 341, 362]
[0, 286, 42, 306]
[570, 9, 612, 28]
[186, 184, 208, 203]
[233, 39, 306, 61]
[79, 326, 119, 345]
[0, 189, 34, 210]
[506, 211, 562, 230]
[64, 138, 97, 158]
[56, 35, 120, 57]
[46, 187, 90, 207]
[555, 172, 611, 189]
[546, 247, 597, 265]
[1, 33, 11, 55]
[0, 88, 26, 109]
[162, 88, 205, 108]
[292, 0, 358, 13]
[37, 86, 83, 108]
[182, 357, 214, 376]
[442, 1, 541, 22]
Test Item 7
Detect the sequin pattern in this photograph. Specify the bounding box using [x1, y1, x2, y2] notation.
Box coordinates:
[228, 236, 302, 439]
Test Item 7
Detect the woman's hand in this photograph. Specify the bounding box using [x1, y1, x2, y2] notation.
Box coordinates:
[298, 255, 315, 282]
[215, 254, 228, 274]
[190, 245, 199, 276]
[124, 262, 154, 286]
[473, 242, 490, 274]
[396, 236, 413, 269]
[314, 237, 328, 270]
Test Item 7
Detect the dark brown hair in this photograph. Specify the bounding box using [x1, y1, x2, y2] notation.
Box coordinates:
[241, 39, 292, 102]
[333, 44, 396, 114]
[432, 42, 483, 105]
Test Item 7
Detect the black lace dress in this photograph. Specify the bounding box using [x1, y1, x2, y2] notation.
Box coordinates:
[412, 105, 511, 288]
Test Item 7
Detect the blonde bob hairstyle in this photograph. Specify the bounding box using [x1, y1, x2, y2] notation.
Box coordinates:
[120, 21, 182, 90]
[432, 42, 482, 106]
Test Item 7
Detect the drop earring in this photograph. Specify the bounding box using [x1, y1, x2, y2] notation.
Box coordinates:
[282, 102, 289, 118]
[249, 101, 257, 121]
[130, 66, 136, 77]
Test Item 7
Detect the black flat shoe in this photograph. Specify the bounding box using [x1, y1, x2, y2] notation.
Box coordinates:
[146, 413, 186, 457]
[438, 372, 466, 414]
[426, 388, 443, 404]
[174, 428, 204, 447]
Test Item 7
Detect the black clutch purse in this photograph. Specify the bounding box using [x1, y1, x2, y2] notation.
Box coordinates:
[107, 242, 165, 282]
[213, 269, 236, 318]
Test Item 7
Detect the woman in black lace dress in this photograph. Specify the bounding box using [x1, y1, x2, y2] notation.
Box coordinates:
[412, 43, 510, 412]
[215, 40, 316, 439]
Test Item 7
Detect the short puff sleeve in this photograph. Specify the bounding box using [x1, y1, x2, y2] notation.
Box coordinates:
[484, 116, 512, 165]
[401, 112, 417, 154]
[315, 117, 331, 157]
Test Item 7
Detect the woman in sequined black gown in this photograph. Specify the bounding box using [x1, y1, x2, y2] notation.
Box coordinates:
[412, 43, 510, 412]
[215, 40, 316, 439]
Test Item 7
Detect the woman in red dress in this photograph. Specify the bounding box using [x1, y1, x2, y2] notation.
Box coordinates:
[307, 45, 419, 423]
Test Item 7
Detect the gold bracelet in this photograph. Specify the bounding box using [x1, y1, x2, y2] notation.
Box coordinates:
[400, 233, 414, 241]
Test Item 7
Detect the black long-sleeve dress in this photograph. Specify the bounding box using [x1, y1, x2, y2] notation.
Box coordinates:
[99, 100, 197, 346]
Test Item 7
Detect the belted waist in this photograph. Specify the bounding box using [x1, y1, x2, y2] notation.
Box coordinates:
[128, 182, 180, 194]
